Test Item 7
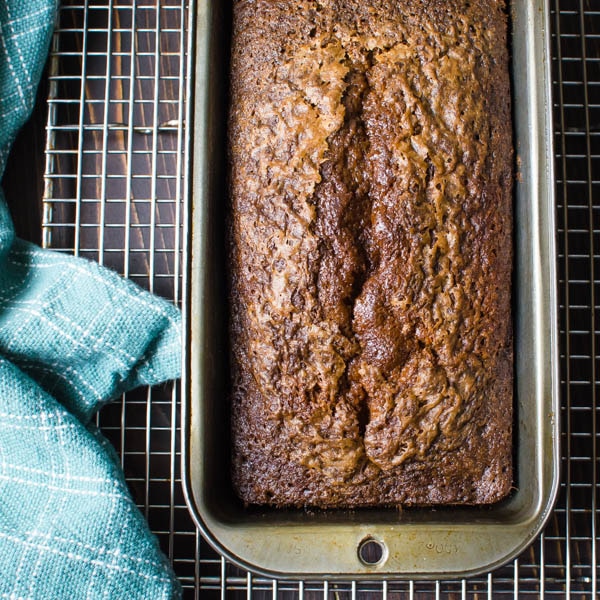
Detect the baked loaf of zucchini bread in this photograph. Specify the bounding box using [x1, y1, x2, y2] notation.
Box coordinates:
[229, 0, 513, 507]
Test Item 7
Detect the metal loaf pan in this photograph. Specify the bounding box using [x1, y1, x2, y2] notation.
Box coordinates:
[183, 0, 559, 579]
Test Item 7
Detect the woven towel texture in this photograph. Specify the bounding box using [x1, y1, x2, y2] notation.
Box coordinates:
[0, 1, 182, 598]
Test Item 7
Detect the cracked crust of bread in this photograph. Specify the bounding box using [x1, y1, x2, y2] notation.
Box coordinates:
[229, 0, 513, 507]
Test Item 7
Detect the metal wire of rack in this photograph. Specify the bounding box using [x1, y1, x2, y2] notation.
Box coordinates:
[40, 0, 598, 598]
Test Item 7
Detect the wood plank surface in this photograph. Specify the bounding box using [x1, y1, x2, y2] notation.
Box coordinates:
[2, 76, 48, 245]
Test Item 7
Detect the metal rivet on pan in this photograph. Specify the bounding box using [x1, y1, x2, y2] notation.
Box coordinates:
[357, 537, 387, 566]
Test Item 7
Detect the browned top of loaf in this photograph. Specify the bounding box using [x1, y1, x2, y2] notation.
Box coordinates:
[229, 0, 513, 507]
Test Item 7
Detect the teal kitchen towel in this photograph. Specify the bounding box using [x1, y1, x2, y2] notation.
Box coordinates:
[0, 1, 182, 598]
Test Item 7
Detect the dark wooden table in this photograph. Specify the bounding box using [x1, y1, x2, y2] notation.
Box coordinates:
[3, 77, 48, 244]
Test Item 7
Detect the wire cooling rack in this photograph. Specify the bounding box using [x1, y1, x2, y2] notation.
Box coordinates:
[41, 0, 599, 597]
